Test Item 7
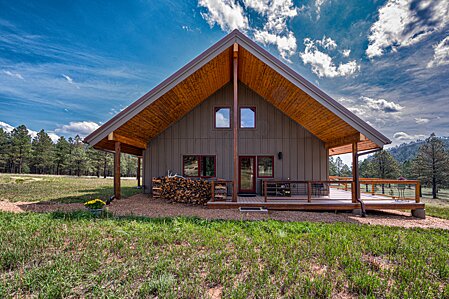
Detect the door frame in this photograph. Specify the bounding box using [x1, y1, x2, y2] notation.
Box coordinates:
[238, 155, 256, 193]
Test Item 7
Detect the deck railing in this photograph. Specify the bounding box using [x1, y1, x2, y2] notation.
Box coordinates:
[262, 180, 353, 202]
[263, 178, 421, 203]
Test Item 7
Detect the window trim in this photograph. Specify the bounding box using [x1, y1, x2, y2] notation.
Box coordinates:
[214, 106, 231, 129]
[239, 106, 256, 129]
[257, 155, 274, 178]
[182, 155, 216, 178]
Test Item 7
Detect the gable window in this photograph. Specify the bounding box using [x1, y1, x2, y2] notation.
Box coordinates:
[240, 107, 256, 128]
[257, 156, 274, 178]
[214, 107, 231, 128]
[183, 155, 216, 178]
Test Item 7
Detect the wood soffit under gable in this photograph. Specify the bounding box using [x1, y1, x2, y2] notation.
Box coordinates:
[91, 44, 380, 156]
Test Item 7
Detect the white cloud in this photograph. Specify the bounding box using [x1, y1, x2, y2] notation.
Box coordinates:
[427, 36, 449, 68]
[62, 74, 74, 84]
[299, 37, 360, 78]
[55, 121, 99, 137]
[415, 117, 430, 124]
[393, 131, 426, 141]
[342, 49, 351, 57]
[245, 0, 299, 61]
[0, 121, 15, 133]
[366, 0, 449, 59]
[198, 0, 248, 32]
[361, 96, 403, 113]
[315, 0, 326, 18]
[3, 70, 24, 80]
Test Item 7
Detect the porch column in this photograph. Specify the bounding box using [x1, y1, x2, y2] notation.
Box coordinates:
[232, 43, 238, 202]
[137, 156, 141, 188]
[352, 141, 359, 203]
[114, 141, 121, 200]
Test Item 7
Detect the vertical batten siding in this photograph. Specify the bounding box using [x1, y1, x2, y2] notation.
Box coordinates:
[144, 82, 328, 193]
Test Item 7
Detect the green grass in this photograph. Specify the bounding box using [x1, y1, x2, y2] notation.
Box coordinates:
[0, 212, 448, 298]
[0, 174, 140, 203]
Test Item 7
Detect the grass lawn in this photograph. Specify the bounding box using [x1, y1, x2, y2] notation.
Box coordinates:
[0, 212, 448, 298]
[0, 174, 140, 203]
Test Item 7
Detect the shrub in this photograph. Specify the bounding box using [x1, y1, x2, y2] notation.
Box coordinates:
[84, 199, 106, 210]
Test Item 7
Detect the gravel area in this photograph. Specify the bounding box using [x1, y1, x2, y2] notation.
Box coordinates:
[2, 194, 449, 230]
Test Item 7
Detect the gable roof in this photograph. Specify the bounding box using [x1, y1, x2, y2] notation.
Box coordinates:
[84, 30, 391, 156]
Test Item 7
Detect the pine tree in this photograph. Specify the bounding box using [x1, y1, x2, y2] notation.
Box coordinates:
[335, 157, 344, 177]
[31, 130, 54, 174]
[411, 133, 449, 199]
[71, 135, 88, 176]
[329, 157, 337, 176]
[370, 150, 400, 194]
[54, 136, 70, 175]
[0, 129, 11, 172]
[10, 125, 32, 173]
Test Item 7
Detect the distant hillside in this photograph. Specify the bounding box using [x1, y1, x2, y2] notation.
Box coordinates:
[387, 136, 449, 163]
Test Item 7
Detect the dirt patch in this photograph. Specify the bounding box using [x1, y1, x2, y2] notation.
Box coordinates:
[1, 194, 449, 230]
[208, 285, 223, 299]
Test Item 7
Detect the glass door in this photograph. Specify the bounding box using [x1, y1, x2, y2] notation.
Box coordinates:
[239, 156, 256, 193]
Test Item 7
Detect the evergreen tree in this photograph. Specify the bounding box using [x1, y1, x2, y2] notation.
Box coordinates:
[411, 133, 449, 199]
[370, 150, 400, 194]
[54, 136, 70, 175]
[329, 157, 337, 176]
[335, 157, 344, 177]
[71, 135, 88, 176]
[340, 164, 352, 177]
[31, 129, 54, 174]
[0, 129, 11, 172]
[9, 125, 32, 173]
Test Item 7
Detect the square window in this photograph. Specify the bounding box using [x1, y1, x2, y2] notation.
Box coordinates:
[183, 155, 216, 178]
[215, 107, 231, 128]
[257, 156, 273, 178]
[183, 156, 199, 177]
[240, 107, 255, 128]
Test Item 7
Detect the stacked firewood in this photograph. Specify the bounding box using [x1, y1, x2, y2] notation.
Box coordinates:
[152, 176, 211, 205]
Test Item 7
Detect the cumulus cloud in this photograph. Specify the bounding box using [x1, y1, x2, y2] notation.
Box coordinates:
[415, 117, 430, 124]
[198, 0, 299, 61]
[55, 121, 99, 137]
[366, 0, 449, 59]
[427, 36, 449, 68]
[315, 0, 326, 18]
[3, 70, 24, 80]
[198, 0, 248, 32]
[361, 96, 403, 113]
[342, 49, 351, 57]
[393, 131, 426, 141]
[299, 37, 360, 78]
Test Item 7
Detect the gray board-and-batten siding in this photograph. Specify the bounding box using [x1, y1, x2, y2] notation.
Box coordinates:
[143, 81, 329, 194]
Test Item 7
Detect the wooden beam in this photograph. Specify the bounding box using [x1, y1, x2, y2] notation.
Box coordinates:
[325, 133, 361, 149]
[232, 43, 238, 202]
[108, 132, 147, 149]
[137, 156, 141, 188]
[114, 141, 121, 200]
[352, 141, 359, 203]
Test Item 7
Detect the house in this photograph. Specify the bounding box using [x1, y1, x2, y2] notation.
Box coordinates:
[84, 30, 425, 217]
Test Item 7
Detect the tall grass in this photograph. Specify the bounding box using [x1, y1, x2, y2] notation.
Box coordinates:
[0, 212, 448, 298]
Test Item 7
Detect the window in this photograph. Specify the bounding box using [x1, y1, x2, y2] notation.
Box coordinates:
[240, 107, 256, 128]
[257, 156, 273, 178]
[183, 155, 216, 177]
[214, 107, 231, 128]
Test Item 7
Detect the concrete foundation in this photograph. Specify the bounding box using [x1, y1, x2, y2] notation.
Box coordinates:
[411, 208, 426, 219]
[352, 209, 363, 216]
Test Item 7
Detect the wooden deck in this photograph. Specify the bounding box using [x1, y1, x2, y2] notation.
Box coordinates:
[207, 189, 425, 211]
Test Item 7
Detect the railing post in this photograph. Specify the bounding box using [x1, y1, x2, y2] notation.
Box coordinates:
[415, 181, 420, 203]
[210, 180, 215, 202]
[344, 183, 348, 191]
[264, 181, 267, 202]
[307, 182, 312, 203]
[351, 181, 357, 203]
[371, 183, 375, 195]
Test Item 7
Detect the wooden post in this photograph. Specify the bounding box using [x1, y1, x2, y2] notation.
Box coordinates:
[415, 181, 420, 203]
[114, 141, 121, 200]
[232, 43, 238, 202]
[371, 183, 375, 195]
[352, 142, 358, 203]
[137, 156, 141, 188]
[211, 180, 215, 202]
[307, 182, 312, 203]
[264, 181, 267, 202]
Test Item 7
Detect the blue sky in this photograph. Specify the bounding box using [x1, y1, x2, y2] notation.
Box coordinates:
[1, 0, 448, 148]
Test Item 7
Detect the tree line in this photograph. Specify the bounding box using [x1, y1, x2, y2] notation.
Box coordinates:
[329, 133, 449, 199]
[0, 125, 138, 177]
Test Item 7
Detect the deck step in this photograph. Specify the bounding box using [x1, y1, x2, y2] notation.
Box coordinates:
[239, 207, 268, 213]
